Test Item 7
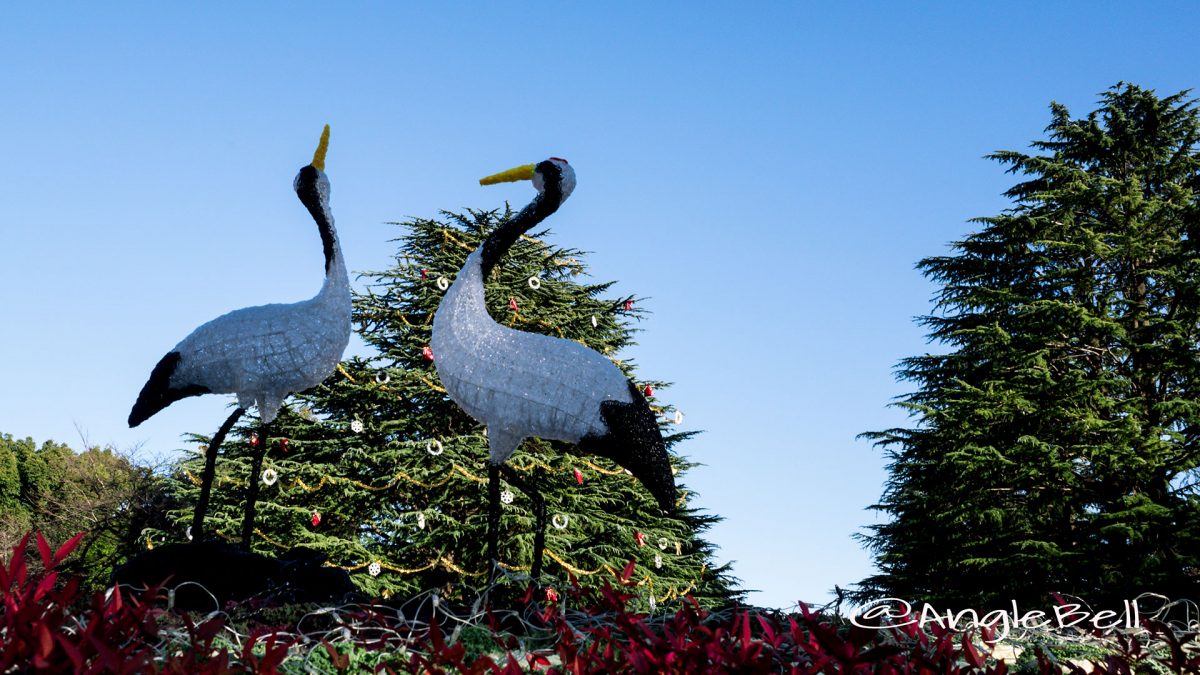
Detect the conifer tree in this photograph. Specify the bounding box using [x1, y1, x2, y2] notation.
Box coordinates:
[856, 84, 1200, 608]
[157, 208, 737, 608]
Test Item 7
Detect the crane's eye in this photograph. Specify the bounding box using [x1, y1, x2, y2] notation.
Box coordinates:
[550, 157, 568, 164]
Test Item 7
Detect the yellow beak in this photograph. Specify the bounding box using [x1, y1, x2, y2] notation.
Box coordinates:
[311, 124, 330, 171]
[480, 163, 536, 186]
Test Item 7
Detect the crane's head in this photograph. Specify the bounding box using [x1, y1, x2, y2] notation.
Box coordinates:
[480, 157, 576, 206]
[294, 124, 331, 196]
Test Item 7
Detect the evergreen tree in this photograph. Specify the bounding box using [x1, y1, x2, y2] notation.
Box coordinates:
[856, 84, 1200, 609]
[157, 208, 738, 608]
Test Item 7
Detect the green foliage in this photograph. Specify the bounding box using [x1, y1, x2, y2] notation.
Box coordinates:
[0, 441, 20, 511]
[856, 84, 1200, 608]
[0, 433, 174, 592]
[159, 208, 738, 608]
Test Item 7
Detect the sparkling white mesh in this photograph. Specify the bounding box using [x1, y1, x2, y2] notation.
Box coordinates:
[168, 175, 351, 423]
[432, 248, 632, 464]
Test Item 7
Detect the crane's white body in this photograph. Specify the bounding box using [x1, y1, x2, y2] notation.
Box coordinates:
[432, 247, 632, 464]
[169, 250, 350, 423]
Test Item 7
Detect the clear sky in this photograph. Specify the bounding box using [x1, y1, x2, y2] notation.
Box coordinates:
[1, 3, 1196, 610]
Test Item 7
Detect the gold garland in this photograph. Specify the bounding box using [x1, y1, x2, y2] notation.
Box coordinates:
[195, 528, 707, 602]
[441, 228, 475, 252]
[416, 374, 447, 393]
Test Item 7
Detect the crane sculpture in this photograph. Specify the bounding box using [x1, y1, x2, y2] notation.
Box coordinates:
[432, 158, 676, 581]
[128, 125, 350, 548]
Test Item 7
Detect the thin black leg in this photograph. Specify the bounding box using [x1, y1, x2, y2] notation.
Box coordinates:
[488, 464, 501, 584]
[500, 464, 546, 583]
[192, 407, 246, 544]
[241, 417, 269, 551]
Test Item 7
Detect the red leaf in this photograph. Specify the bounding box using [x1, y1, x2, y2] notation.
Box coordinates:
[33, 572, 57, 602]
[321, 639, 349, 670]
[35, 532, 53, 569]
[962, 632, 984, 668]
[619, 559, 637, 584]
[8, 531, 31, 581]
[105, 585, 124, 617]
[55, 634, 84, 672]
[756, 614, 779, 648]
[53, 532, 86, 566]
[35, 622, 54, 660]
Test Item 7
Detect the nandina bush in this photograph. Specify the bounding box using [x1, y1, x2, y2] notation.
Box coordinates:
[5, 535, 1198, 673]
[0, 531, 292, 673]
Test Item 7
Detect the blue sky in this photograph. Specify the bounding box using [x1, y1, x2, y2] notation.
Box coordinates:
[1, 3, 1196, 609]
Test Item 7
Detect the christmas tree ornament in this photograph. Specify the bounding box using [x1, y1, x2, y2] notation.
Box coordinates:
[527, 276, 541, 290]
[591, 315, 598, 328]
[299, 406, 316, 422]
[509, 298, 518, 311]
[649, 595, 657, 611]
[624, 299, 634, 311]
[375, 371, 390, 384]
[658, 537, 669, 550]
[635, 531, 646, 546]
[279, 438, 289, 453]
[416, 512, 426, 530]
[250, 434, 260, 447]
[500, 489, 515, 505]
[436, 276, 450, 291]
[368, 561, 382, 577]
[673, 410, 684, 425]
[127, 126, 351, 548]
[186, 526, 193, 542]
[675, 542, 682, 555]
[351, 419, 364, 433]
[643, 385, 654, 397]
[545, 587, 559, 602]
[421, 346, 435, 362]
[655, 555, 663, 569]
[431, 158, 677, 582]
[426, 439, 443, 455]
[552, 513, 569, 530]
[262, 468, 278, 486]
[573, 467, 583, 485]
[421, 269, 428, 280]
[311, 512, 322, 527]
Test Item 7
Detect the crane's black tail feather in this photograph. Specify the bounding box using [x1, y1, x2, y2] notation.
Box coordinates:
[128, 351, 210, 427]
[579, 381, 677, 513]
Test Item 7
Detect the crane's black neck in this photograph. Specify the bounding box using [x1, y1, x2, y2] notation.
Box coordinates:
[480, 163, 564, 278]
[295, 165, 337, 275]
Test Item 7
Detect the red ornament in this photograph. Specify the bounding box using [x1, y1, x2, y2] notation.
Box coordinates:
[545, 587, 559, 602]
[311, 512, 321, 527]
[279, 438, 290, 453]
[421, 346, 435, 362]
[643, 385, 654, 397]
[509, 298, 519, 311]
[250, 434, 259, 447]
[573, 468, 584, 485]
[420, 269, 428, 280]
[624, 299, 634, 311]
[634, 531, 646, 547]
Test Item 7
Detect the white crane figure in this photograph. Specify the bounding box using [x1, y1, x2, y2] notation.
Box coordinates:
[432, 158, 676, 580]
[128, 126, 350, 548]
